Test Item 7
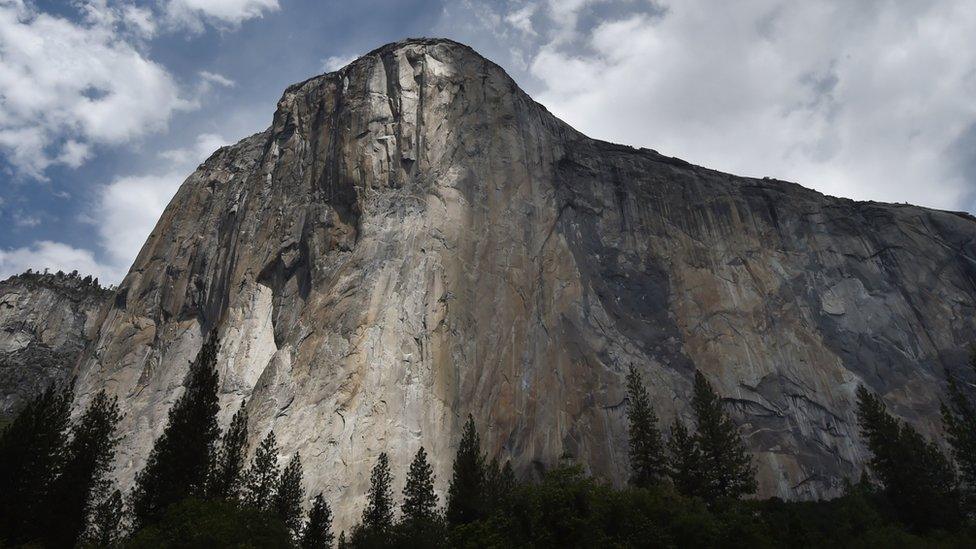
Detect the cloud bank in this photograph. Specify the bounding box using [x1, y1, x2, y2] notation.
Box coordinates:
[460, 0, 976, 211]
[0, 0, 190, 178]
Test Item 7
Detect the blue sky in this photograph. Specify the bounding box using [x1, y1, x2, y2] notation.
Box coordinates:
[2, 0, 976, 283]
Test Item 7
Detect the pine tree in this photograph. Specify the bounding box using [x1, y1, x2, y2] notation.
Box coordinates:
[0, 382, 72, 543]
[857, 385, 961, 531]
[83, 488, 125, 547]
[130, 332, 221, 526]
[275, 453, 305, 538]
[242, 431, 281, 512]
[484, 458, 516, 515]
[337, 531, 347, 549]
[626, 365, 667, 487]
[301, 493, 334, 548]
[402, 446, 438, 528]
[362, 452, 395, 531]
[45, 390, 123, 547]
[667, 420, 704, 498]
[690, 370, 756, 502]
[209, 399, 249, 500]
[446, 415, 485, 525]
[942, 360, 976, 507]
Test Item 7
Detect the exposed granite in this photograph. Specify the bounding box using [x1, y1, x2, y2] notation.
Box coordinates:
[0, 271, 111, 416]
[61, 38, 976, 529]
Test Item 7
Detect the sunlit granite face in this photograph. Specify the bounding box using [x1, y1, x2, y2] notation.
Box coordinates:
[50, 38, 976, 530]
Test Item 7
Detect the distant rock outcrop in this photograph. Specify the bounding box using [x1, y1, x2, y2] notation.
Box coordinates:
[0, 271, 111, 416]
[3, 38, 969, 529]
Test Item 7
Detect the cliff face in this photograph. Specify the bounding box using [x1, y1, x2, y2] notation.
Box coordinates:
[67, 39, 976, 527]
[0, 272, 111, 416]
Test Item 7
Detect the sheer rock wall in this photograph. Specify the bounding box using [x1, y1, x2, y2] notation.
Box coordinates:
[63, 39, 976, 528]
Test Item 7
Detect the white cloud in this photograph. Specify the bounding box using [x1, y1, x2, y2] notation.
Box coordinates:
[506, 4, 537, 35]
[94, 170, 186, 266]
[321, 55, 356, 72]
[120, 4, 156, 38]
[165, 0, 279, 32]
[159, 132, 228, 164]
[2, 132, 229, 284]
[0, 0, 191, 178]
[0, 241, 122, 282]
[490, 0, 976, 211]
[199, 70, 236, 88]
[93, 133, 228, 274]
[56, 140, 92, 169]
[88, 132, 228, 278]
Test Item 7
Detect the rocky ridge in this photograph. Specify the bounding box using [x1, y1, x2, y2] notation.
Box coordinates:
[0, 271, 111, 416]
[36, 38, 976, 529]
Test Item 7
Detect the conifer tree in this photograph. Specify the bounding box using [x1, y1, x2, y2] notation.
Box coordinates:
[130, 333, 221, 526]
[484, 458, 516, 515]
[84, 488, 125, 547]
[362, 452, 395, 531]
[301, 493, 334, 549]
[0, 382, 72, 543]
[626, 365, 667, 487]
[337, 531, 347, 549]
[401, 446, 438, 527]
[942, 361, 976, 506]
[499, 461, 516, 498]
[446, 415, 485, 525]
[46, 390, 123, 547]
[242, 431, 281, 512]
[275, 453, 305, 538]
[690, 370, 756, 501]
[209, 399, 249, 500]
[857, 385, 961, 531]
[667, 420, 704, 498]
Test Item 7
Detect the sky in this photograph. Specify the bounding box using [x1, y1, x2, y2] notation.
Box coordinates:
[1, 0, 975, 284]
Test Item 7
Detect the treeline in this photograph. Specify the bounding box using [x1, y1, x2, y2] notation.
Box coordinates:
[3, 333, 976, 547]
[4, 268, 108, 293]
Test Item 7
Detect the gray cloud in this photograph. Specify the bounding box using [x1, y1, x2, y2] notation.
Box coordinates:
[451, 0, 976, 211]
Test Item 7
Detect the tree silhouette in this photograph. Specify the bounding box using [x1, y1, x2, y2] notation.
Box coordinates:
[242, 431, 281, 512]
[130, 333, 221, 526]
[300, 493, 333, 549]
[0, 382, 72, 543]
[363, 452, 394, 531]
[399, 445, 441, 546]
[667, 420, 704, 498]
[447, 415, 485, 525]
[275, 453, 305, 538]
[46, 390, 123, 547]
[209, 399, 249, 500]
[484, 458, 516, 516]
[83, 488, 125, 547]
[626, 365, 667, 487]
[857, 385, 961, 531]
[690, 371, 756, 502]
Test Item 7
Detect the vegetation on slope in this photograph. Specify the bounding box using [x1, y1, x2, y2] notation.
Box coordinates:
[3, 332, 976, 547]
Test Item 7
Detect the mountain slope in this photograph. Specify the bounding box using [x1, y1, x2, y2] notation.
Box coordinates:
[1, 271, 111, 417]
[70, 38, 976, 528]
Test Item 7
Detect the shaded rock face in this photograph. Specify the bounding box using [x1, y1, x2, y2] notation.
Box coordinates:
[68, 39, 976, 527]
[0, 272, 111, 416]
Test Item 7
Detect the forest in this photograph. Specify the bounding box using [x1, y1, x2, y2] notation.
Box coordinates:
[2, 332, 976, 547]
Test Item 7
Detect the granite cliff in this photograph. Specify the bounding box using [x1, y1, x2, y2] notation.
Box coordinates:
[52, 38, 976, 528]
[0, 271, 111, 417]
